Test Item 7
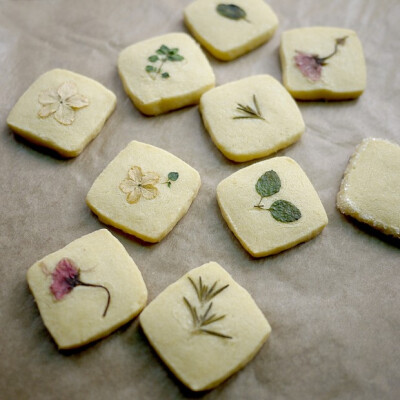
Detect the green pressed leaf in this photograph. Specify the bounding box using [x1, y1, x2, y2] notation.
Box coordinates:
[168, 172, 179, 181]
[269, 200, 301, 223]
[157, 44, 170, 55]
[145, 65, 155, 72]
[255, 170, 281, 198]
[216, 3, 247, 21]
[161, 72, 170, 78]
[168, 54, 184, 61]
[148, 55, 158, 62]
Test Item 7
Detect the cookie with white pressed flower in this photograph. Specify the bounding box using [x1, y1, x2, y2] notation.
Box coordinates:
[7, 69, 116, 157]
[86, 141, 201, 243]
[26, 229, 147, 350]
[140, 261, 271, 391]
[280, 27, 366, 100]
[200, 75, 305, 162]
[217, 157, 328, 257]
[337, 138, 400, 238]
[118, 32, 215, 115]
[184, 0, 278, 61]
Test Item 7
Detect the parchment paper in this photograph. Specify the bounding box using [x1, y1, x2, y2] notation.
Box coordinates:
[0, 1, 399, 399]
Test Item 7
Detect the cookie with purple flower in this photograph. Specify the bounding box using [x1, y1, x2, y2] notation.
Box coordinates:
[27, 229, 147, 349]
[280, 27, 366, 100]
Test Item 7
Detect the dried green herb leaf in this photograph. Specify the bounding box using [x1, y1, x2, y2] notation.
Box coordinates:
[168, 172, 179, 181]
[148, 55, 158, 62]
[217, 3, 248, 21]
[256, 170, 281, 198]
[146, 65, 155, 72]
[158, 45, 170, 55]
[161, 72, 170, 79]
[168, 53, 184, 61]
[269, 200, 301, 223]
[233, 94, 265, 121]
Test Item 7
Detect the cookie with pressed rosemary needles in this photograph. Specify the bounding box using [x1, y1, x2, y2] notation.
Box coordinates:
[27, 229, 147, 349]
[200, 75, 305, 162]
[140, 261, 271, 391]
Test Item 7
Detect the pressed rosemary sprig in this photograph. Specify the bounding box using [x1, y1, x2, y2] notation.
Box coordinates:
[183, 276, 232, 339]
[233, 94, 265, 121]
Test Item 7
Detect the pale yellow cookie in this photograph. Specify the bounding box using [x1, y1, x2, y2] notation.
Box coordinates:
[337, 138, 400, 238]
[86, 141, 201, 243]
[217, 157, 328, 257]
[280, 27, 366, 100]
[140, 261, 271, 391]
[184, 0, 278, 61]
[7, 69, 116, 157]
[27, 229, 147, 349]
[200, 75, 305, 162]
[118, 33, 215, 115]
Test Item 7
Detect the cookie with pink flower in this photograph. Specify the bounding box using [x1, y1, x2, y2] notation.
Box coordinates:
[280, 27, 366, 100]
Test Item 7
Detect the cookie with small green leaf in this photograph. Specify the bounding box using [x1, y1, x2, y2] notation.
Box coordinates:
[217, 157, 328, 257]
[118, 33, 215, 115]
[86, 141, 201, 243]
[140, 261, 271, 391]
[184, 0, 278, 60]
[200, 75, 305, 162]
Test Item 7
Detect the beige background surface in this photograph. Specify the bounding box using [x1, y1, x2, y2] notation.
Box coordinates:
[0, 1, 399, 399]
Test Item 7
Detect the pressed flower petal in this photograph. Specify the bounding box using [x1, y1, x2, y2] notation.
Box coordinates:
[128, 166, 143, 183]
[127, 186, 142, 204]
[55, 104, 75, 125]
[38, 89, 59, 105]
[58, 81, 78, 100]
[141, 185, 158, 200]
[50, 258, 79, 300]
[38, 102, 59, 118]
[141, 172, 160, 186]
[294, 52, 322, 81]
[119, 179, 137, 194]
[66, 94, 89, 109]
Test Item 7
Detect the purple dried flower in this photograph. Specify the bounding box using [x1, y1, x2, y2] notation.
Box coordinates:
[50, 258, 111, 317]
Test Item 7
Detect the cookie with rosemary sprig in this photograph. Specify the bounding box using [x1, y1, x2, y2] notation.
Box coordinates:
[280, 27, 366, 100]
[26, 229, 147, 350]
[200, 75, 305, 162]
[140, 261, 271, 391]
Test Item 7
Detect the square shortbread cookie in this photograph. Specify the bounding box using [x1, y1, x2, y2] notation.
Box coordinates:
[140, 261, 271, 391]
[200, 75, 305, 162]
[27, 229, 147, 349]
[7, 69, 116, 157]
[184, 0, 278, 61]
[86, 141, 201, 243]
[280, 27, 366, 100]
[337, 138, 400, 238]
[118, 33, 215, 115]
[217, 157, 328, 257]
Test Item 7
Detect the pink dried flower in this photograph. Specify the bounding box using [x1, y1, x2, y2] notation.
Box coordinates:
[294, 36, 348, 82]
[50, 258, 111, 317]
[294, 52, 323, 81]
